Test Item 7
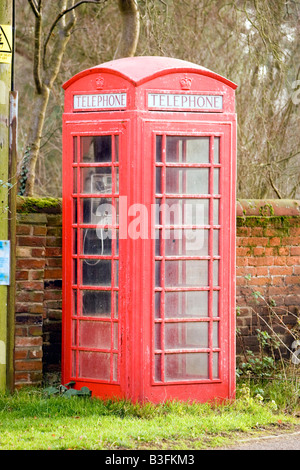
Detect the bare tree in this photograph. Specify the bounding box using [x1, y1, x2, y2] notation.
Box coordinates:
[19, 0, 140, 197]
[19, 1, 107, 196]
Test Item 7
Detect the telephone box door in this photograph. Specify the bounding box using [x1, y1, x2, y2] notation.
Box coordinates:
[140, 120, 236, 402]
[62, 120, 127, 398]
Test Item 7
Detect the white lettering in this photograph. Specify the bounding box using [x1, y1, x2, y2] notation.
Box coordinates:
[73, 93, 127, 111]
[105, 455, 140, 467]
[148, 93, 223, 111]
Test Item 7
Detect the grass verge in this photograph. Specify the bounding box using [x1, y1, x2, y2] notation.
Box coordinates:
[0, 381, 299, 450]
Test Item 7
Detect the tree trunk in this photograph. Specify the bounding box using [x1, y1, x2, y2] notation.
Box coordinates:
[19, 85, 50, 196]
[114, 0, 140, 59]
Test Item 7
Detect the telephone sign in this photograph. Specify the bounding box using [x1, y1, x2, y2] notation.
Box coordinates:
[62, 56, 237, 403]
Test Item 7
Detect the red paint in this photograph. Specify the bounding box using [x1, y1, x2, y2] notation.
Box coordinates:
[62, 57, 237, 403]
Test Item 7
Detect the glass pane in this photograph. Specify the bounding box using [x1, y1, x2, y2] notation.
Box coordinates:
[156, 135, 162, 162]
[155, 292, 161, 318]
[73, 259, 77, 285]
[165, 353, 209, 381]
[155, 323, 161, 349]
[213, 260, 219, 286]
[81, 228, 112, 255]
[213, 230, 219, 255]
[73, 229, 77, 254]
[155, 261, 161, 287]
[113, 323, 118, 349]
[114, 291, 118, 319]
[79, 321, 111, 348]
[165, 260, 209, 287]
[213, 168, 219, 194]
[163, 229, 209, 256]
[155, 354, 162, 382]
[166, 168, 209, 194]
[213, 352, 219, 379]
[81, 198, 113, 225]
[114, 135, 119, 162]
[81, 168, 112, 194]
[72, 320, 77, 346]
[114, 167, 119, 193]
[156, 167, 162, 193]
[213, 322, 219, 348]
[73, 168, 77, 193]
[73, 136, 77, 162]
[155, 198, 209, 226]
[73, 198, 77, 224]
[113, 354, 118, 381]
[82, 290, 111, 317]
[79, 351, 110, 380]
[213, 291, 219, 317]
[166, 136, 209, 163]
[73, 289, 78, 315]
[81, 136, 112, 163]
[213, 199, 219, 225]
[165, 322, 208, 349]
[214, 137, 220, 164]
[165, 291, 209, 318]
[114, 261, 119, 287]
[81, 259, 111, 286]
[72, 351, 76, 377]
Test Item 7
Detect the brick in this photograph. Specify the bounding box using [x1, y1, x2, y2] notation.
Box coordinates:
[16, 224, 31, 235]
[44, 268, 62, 280]
[45, 247, 62, 257]
[33, 226, 47, 236]
[28, 270, 44, 280]
[16, 280, 44, 291]
[16, 246, 32, 258]
[16, 271, 29, 280]
[269, 266, 293, 276]
[253, 247, 265, 256]
[17, 213, 47, 224]
[236, 247, 251, 256]
[285, 276, 300, 285]
[14, 350, 28, 360]
[290, 246, 300, 256]
[18, 236, 46, 247]
[286, 256, 300, 266]
[248, 256, 274, 266]
[15, 336, 43, 347]
[31, 248, 46, 257]
[17, 259, 45, 269]
[15, 361, 42, 372]
[16, 291, 44, 303]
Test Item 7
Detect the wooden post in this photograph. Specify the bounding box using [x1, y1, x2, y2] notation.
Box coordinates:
[0, 0, 12, 392]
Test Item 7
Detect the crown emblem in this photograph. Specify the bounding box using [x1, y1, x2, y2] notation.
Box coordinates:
[180, 74, 192, 90]
[95, 76, 104, 90]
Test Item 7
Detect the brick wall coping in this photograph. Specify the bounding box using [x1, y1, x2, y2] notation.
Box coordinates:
[236, 199, 300, 217]
[17, 196, 62, 214]
[16, 196, 300, 217]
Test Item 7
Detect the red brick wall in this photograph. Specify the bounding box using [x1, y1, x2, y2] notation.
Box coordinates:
[236, 200, 300, 359]
[13, 198, 300, 387]
[15, 199, 62, 388]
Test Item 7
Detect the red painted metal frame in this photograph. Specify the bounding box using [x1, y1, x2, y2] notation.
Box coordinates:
[62, 57, 237, 403]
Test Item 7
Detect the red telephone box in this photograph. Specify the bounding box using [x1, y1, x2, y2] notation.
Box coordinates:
[62, 56, 237, 403]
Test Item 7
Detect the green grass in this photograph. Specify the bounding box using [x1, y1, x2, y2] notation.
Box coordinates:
[0, 382, 299, 450]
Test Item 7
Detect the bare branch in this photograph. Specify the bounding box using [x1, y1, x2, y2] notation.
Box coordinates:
[28, 0, 40, 18]
[43, 0, 103, 64]
[32, 1, 43, 94]
[269, 172, 282, 199]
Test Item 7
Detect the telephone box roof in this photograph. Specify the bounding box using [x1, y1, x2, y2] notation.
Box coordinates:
[63, 56, 237, 90]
